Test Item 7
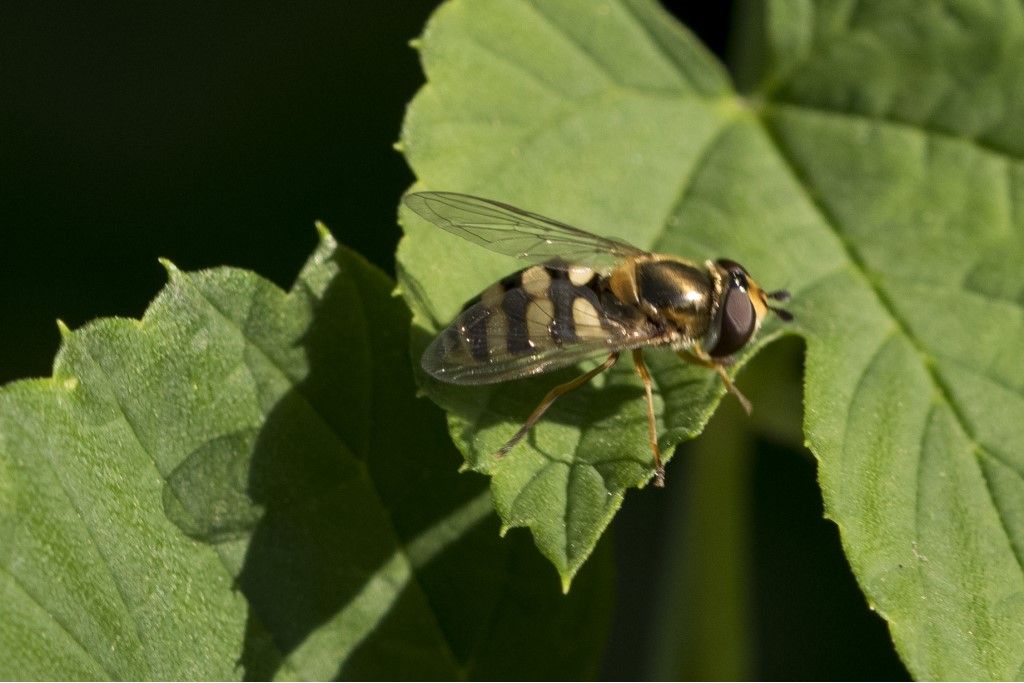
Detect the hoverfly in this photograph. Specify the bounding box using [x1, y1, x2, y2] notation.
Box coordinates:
[405, 191, 792, 487]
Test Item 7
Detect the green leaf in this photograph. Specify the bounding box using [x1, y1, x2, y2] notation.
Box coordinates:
[398, 0, 772, 590]
[397, 0, 1024, 677]
[0, 233, 613, 679]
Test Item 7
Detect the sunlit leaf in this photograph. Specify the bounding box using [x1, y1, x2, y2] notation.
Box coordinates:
[397, 0, 1024, 677]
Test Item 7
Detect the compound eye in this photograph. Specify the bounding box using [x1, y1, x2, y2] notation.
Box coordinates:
[715, 258, 749, 289]
[715, 258, 745, 274]
[709, 287, 756, 358]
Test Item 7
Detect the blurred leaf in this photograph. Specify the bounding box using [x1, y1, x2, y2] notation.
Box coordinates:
[0, 234, 613, 679]
[397, 0, 1024, 677]
[650, 402, 755, 680]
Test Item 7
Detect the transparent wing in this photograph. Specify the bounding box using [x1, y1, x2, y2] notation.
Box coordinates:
[404, 191, 648, 267]
[422, 287, 660, 385]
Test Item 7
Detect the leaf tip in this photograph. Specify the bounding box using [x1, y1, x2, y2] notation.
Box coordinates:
[56, 319, 72, 340]
[408, 37, 422, 51]
[158, 257, 181, 279]
[314, 220, 333, 241]
[560, 574, 573, 594]
[392, 140, 406, 153]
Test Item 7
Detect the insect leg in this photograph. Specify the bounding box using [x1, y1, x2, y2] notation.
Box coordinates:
[677, 346, 752, 415]
[631, 349, 665, 488]
[712, 363, 752, 415]
[496, 352, 620, 458]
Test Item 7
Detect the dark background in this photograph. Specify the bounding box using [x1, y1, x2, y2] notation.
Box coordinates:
[1, 2, 908, 679]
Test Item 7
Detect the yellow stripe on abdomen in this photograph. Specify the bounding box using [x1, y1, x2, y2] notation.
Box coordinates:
[526, 299, 555, 349]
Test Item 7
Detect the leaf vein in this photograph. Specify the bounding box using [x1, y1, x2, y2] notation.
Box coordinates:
[508, 459, 561, 520]
[930, 351, 1024, 400]
[54, 323, 296, 677]
[0, 563, 114, 678]
[176, 273, 464, 675]
[521, 0, 619, 87]
[761, 118, 1024, 579]
[652, 115, 738, 254]
[838, 328, 899, 475]
[464, 36, 573, 103]
[615, 0, 691, 87]
[977, 448, 1024, 570]
[913, 402, 938, 579]
[34, 357, 150, 675]
[769, 100, 1024, 166]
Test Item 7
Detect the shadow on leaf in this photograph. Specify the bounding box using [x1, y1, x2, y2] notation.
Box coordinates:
[162, 243, 614, 679]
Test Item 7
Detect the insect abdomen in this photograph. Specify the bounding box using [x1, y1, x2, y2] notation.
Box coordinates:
[459, 263, 611, 360]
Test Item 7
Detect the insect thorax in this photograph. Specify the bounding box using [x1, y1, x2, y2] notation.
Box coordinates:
[631, 257, 716, 340]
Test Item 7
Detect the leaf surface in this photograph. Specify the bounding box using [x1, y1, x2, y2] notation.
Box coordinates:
[397, 0, 1024, 676]
[0, 234, 613, 679]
